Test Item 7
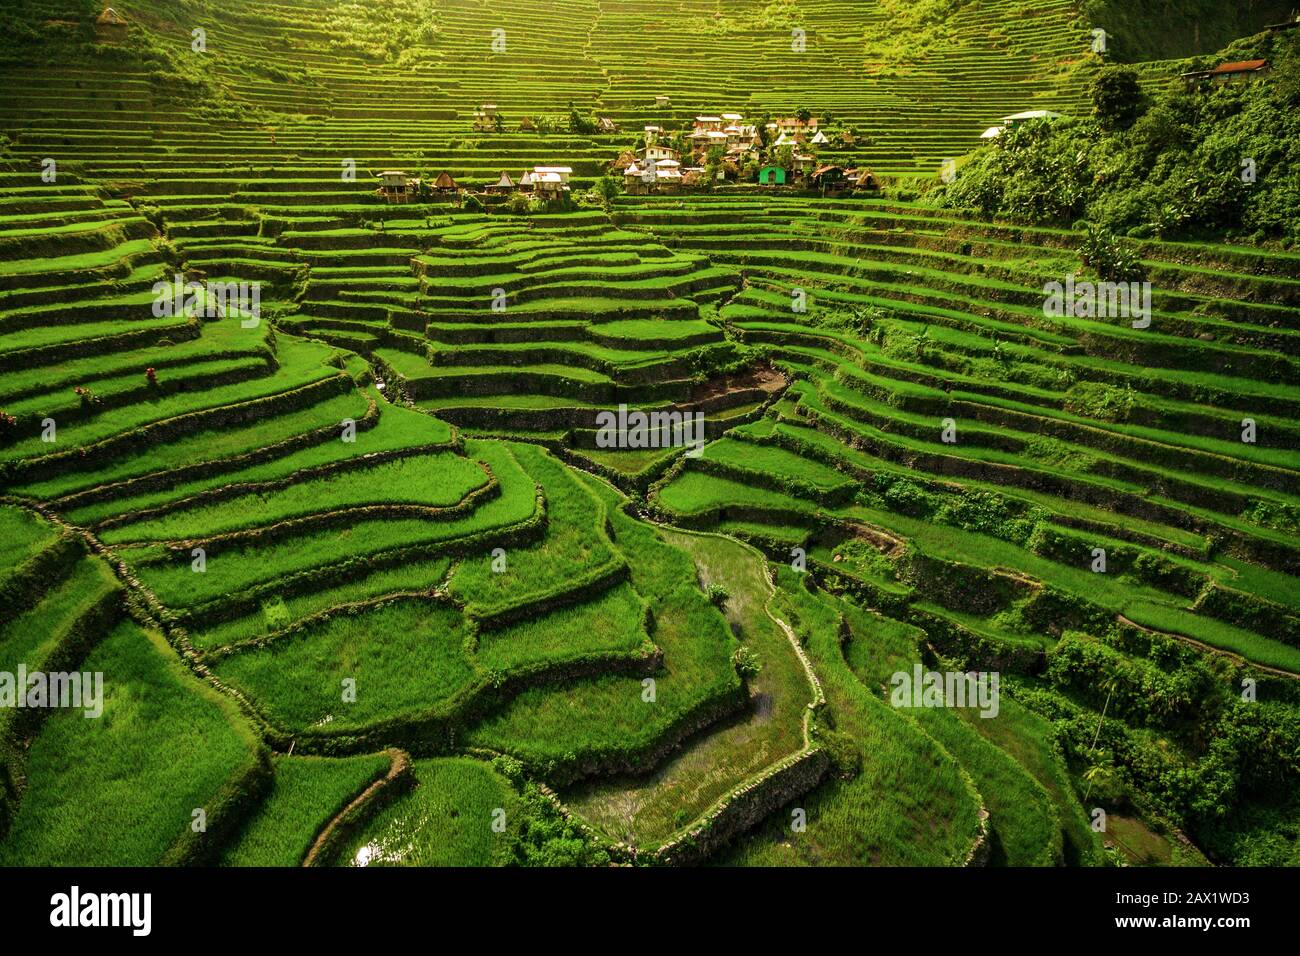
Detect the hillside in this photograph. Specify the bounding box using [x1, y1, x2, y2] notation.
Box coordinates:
[0, 0, 1297, 873]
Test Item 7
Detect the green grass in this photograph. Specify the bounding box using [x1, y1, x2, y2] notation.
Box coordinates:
[124, 441, 536, 608]
[475, 581, 650, 672]
[449, 443, 618, 615]
[0, 621, 265, 866]
[99, 451, 489, 543]
[0, 505, 56, 574]
[464, 475, 742, 770]
[338, 758, 516, 867]
[189, 557, 452, 651]
[221, 753, 392, 867]
[66, 396, 454, 526]
[0, 555, 119, 677]
[212, 598, 473, 733]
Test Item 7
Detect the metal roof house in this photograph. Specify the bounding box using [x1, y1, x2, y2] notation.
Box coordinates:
[1000, 110, 1063, 125]
[1179, 59, 1271, 86]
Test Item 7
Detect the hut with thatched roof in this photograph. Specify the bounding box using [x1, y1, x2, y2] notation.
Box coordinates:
[95, 6, 129, 42]
[432, 172, 460, 196]
[486, 171, 515, 194]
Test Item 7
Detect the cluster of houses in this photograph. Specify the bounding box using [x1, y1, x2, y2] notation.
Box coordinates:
[613, 111, 876, 194]
[374, 166, 575, 204]
[381, 101, 886, 203]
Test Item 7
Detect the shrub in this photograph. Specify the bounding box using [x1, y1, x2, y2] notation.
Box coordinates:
[1078, 224, 1147, 282]
[731, 645, 761, 679]
[73, 386, 102, 410]
[1063, 380, 1137, 422]
[704, 582, 730, 608]
[592, 175, 620, 211]
[1090, 66, 1147, 131]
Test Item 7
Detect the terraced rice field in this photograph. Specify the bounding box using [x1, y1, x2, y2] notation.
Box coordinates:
[0, 0, 1297, 873]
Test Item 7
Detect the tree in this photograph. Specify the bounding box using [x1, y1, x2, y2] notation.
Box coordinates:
[1090, 66, 1146, 131]
[703, 144, 725, 185]
[567, 100, 594, 135]
[795, 106, 812, 124]
[593, 175, 620, 211]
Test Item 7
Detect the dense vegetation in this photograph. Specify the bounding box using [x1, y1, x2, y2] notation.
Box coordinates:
[938, 28, 1300, 243]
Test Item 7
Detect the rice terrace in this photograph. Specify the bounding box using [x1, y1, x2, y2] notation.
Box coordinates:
[1, 0, 1299, 888]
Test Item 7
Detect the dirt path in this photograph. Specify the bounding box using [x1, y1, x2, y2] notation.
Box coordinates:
[302, 748, 411, 867]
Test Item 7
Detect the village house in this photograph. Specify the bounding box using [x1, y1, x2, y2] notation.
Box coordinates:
[95, 5, 129, 42]
[1000, 109, 1062, 128]
[844, 168, 882, 191]
[725, 122, 759, 148]
[596, 116, 619, 133]
[622, 162, 654, 193]
[653, 158, 683, 184]
[654, 95, 671, 108]
[472, 103, 500, 131]
[812, 164, 846, 192]
[638, 131, 681, 165]
[623, 156, 700, 194]
[1179, 59, 1271, 87]
[521, 166, 572, 197]
[769, 116, 821, 136]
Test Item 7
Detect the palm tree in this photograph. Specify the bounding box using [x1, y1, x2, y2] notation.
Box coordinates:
[1083, 674, 1120, 801]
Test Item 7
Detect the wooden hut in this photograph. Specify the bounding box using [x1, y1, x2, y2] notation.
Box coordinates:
[376, 170, 417, 204]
